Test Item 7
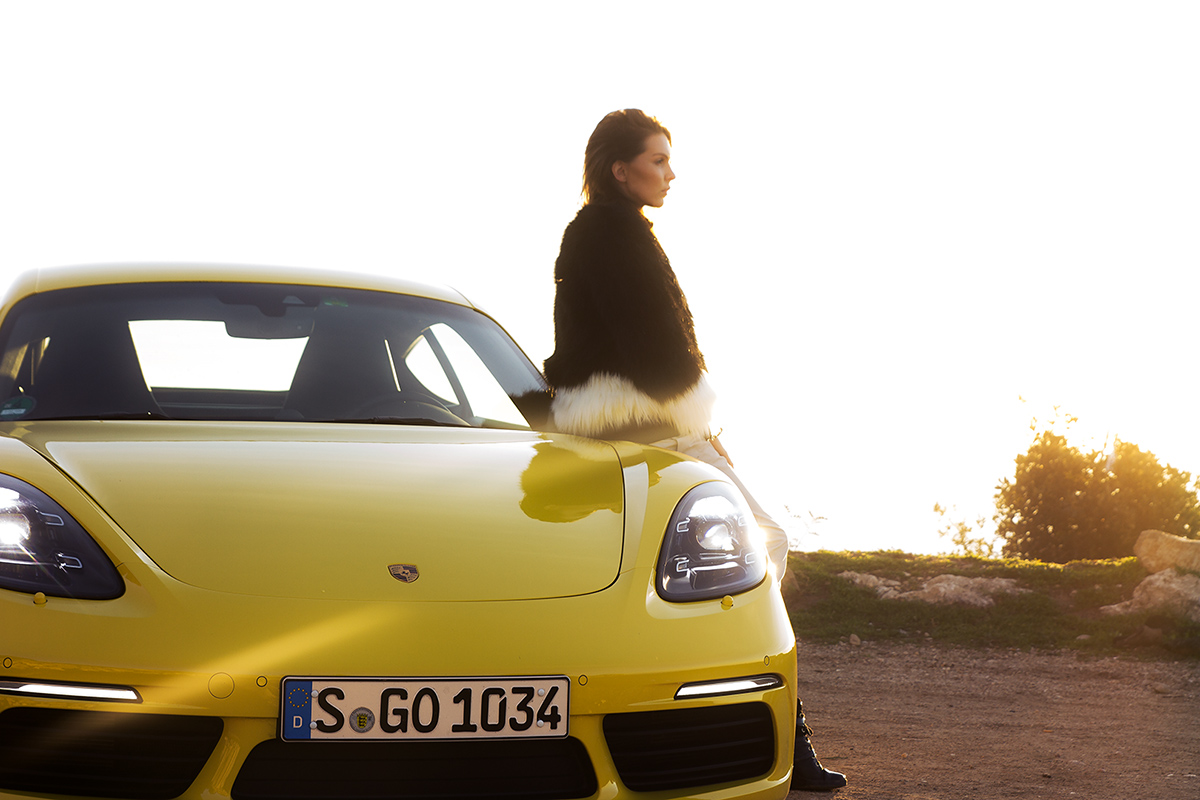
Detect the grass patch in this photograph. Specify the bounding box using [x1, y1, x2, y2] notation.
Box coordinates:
[784, 550, 1199, 657]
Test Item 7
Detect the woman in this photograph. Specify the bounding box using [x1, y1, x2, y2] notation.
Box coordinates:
[543, 109, 847, 792]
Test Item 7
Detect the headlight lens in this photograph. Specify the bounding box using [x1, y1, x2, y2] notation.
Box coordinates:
[656, 482, 767, 602]
[0, 475, 124, 599]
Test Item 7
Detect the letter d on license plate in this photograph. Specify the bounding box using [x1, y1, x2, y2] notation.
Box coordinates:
[281, 676, 569, 741]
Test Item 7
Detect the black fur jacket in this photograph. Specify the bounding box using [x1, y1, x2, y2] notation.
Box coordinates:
[543, 200, 714, 440]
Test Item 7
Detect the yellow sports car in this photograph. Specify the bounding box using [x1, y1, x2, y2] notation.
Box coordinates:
[0, 265, 797, 800]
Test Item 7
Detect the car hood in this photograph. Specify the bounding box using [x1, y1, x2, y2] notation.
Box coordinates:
[18, 423, 627, 601]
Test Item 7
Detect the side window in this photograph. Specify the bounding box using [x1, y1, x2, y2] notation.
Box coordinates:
[402, 323, 527, 428]
[402, 336, 456, 403]
[1, 338, 46, 393]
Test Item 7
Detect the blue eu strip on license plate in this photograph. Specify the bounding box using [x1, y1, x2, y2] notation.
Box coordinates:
[281, 676, 569, 741]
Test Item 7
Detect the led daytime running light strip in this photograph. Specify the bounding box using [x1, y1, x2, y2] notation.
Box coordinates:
[0, 679, 141, 703]
[674, 673, 783, 700]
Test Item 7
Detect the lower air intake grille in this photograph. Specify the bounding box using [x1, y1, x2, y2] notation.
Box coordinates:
[0, 707, 223, 799]
[231, 737, 597, 800]
[603, 702, 775, 791]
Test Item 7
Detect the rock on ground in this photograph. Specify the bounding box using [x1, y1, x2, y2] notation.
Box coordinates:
[1135, 529, 1200, 574]
[1100, 530, 1200, 623]
[838, 571, 1028, 608]
[1101, 569, 1200, 624]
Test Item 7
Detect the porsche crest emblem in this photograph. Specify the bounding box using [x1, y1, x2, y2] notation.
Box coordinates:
[388, 564, 419, 583]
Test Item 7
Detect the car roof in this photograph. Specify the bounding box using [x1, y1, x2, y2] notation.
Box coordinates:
[0, 263, 477, 317]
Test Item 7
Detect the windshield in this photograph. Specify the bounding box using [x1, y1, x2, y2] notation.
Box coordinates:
[0, 282, 549, 428]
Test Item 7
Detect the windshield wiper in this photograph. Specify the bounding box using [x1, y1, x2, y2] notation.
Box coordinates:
[321, 416, 471, 428]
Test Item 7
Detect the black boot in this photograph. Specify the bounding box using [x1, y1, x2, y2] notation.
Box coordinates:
[791, 704, 847, 791]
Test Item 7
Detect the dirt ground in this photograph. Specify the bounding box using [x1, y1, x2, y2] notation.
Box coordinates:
[786, 642, 1200, 800]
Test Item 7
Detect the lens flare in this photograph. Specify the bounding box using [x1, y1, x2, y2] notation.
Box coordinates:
[0, 513, 31, 548]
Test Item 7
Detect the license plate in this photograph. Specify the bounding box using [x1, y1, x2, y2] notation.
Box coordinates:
[280, 676, 569, 741]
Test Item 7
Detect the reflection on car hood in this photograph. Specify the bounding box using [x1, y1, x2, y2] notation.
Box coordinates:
[20, 423, 626, 601]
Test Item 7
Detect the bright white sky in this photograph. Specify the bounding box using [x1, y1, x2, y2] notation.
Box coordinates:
[3, 1, 1198, 554]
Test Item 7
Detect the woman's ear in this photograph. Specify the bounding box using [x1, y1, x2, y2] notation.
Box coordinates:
[611, 161, 628, 184]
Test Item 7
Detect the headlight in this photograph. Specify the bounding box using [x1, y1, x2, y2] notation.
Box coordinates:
[0, 475, 124, 599]
[656, 482, 767, 602]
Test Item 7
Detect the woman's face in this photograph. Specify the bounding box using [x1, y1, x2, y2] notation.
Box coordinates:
[612, 133, 675, 207]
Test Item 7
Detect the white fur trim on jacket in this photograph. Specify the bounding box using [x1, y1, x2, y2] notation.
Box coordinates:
[550, 373, 716, 439]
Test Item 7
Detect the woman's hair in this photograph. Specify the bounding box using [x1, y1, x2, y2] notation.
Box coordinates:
[582, 109, 671, 203]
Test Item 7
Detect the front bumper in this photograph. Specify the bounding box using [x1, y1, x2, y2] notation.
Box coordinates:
[1, 568, 796, 799]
